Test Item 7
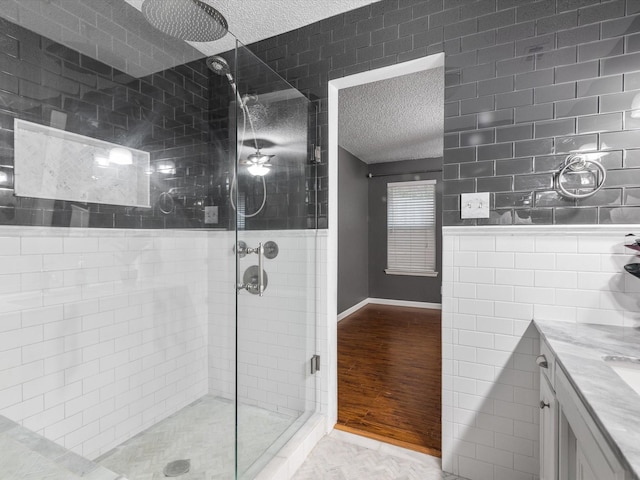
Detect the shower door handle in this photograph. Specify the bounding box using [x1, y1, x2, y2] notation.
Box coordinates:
[257, 242, 265, 296]
[235, 242, 267, 296]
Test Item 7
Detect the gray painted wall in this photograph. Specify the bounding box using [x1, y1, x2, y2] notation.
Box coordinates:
[338, 147, 369, 313]
[368, 158, 443, 304]
[337, 153, 442, 313]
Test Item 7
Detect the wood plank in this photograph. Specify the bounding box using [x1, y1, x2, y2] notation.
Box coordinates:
[337, 304, 441, 456]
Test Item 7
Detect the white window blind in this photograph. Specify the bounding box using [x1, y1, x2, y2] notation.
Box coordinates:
[385, 179, 437, 277]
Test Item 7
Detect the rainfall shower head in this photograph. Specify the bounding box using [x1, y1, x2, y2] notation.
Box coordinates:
[141, 0, 228, 42]
[206, 56, 231, 76]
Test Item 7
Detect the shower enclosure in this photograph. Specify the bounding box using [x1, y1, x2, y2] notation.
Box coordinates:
[0, 1, 318, 479]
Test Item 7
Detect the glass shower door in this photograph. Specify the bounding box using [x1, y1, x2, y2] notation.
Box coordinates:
[233, 43, 317, 479]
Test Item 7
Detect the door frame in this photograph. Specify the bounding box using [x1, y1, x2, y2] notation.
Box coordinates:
[325, 52, 445, 429]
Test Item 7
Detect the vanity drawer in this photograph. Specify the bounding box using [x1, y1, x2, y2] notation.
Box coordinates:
[538, 338, 555, 390]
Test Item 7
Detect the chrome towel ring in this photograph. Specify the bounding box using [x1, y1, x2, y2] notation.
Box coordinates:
[555, 153, 606, 199]
[158, 191, 175, 214]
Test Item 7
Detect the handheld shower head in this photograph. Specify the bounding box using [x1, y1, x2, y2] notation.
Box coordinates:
[207, 55, 239, 101]
[206, 57, 260, 152]
[206, 56, 231, 76]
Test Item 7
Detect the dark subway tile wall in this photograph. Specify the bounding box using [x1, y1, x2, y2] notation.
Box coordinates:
[0, 6, 314, 231]
[246, 0, 640, 226]
[209, 50, 316, 231]
[0, 12, 215, 229]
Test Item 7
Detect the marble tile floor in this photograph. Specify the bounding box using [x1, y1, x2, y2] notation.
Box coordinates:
[96, 395, 296, 480]
[0, 415, 121, 480]
[292, 430, 468, 480]
[93, 393, 467, 480]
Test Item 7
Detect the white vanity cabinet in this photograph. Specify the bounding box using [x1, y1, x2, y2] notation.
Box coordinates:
[539, 371, 557, 480]
[538, 345, 558, 480]
[538, 338, 629, 480]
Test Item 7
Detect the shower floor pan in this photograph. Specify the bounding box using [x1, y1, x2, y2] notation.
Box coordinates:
[96, 395, 294, 480]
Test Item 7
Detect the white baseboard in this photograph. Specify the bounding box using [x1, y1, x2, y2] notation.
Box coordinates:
[369, 298, 442, 310]
[337, 297, 442, 321]
[337, 298, 369, 322]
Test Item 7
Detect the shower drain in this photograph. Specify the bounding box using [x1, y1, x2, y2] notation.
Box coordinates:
[163, 459, 191, 477]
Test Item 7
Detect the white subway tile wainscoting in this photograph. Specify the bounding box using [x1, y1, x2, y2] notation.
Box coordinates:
[0, 226, 328, 480]
[0, 227, 210, 460]
[208, 230, 323, 417]
[442, 225, 640, 480]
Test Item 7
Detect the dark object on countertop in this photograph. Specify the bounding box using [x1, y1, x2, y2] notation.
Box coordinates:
[624, 263, 640, 279]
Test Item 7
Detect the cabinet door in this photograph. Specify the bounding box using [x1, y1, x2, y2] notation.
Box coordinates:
[556, 367, 627, 480]
[540, 374, 558, 480]
[577, 443, 597, 480]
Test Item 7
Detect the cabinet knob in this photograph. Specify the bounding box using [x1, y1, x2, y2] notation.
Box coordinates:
[536, 354, 548, 369]
[540, 400, 550, 409]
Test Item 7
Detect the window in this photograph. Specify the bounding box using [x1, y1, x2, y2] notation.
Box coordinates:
[385, 179, 437, 277]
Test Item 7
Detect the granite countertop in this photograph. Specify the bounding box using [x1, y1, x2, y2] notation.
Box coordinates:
[534, 319, 640, 480]
[0, 415, 125, 480]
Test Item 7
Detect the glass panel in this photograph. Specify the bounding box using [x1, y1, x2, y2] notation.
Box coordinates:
[234, 42, 317, 478]
[0, 1, 241, 479]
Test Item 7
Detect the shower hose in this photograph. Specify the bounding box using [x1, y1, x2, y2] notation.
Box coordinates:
[229, 97, 267, 218]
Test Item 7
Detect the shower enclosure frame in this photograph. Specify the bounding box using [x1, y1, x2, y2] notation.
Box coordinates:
[231, 41, 321, 478]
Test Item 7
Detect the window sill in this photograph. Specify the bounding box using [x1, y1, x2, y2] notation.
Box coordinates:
[384, 270, 439, 277]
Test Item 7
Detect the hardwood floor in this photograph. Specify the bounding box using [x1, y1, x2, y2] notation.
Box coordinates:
[337, 303, 441, 457]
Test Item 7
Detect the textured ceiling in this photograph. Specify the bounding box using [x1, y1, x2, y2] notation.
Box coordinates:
[126, 0, 377, 57]
[338, 67, 444, 164]
[0, 0, 376, 78]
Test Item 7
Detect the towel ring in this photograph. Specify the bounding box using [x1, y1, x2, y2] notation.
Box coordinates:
[556, 154, 606, 199]
[158, 191, 175, 214]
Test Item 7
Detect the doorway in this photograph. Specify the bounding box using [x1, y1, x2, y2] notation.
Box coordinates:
[337, 303, 442, 455]
[327, 53, 445, 454]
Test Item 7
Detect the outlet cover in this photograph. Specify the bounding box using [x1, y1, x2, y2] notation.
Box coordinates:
[460, 192, 490, 219]
[204, 205, 219, 224]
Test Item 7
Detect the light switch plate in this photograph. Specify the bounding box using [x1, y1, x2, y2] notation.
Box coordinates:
[460, 192, 490, 219]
